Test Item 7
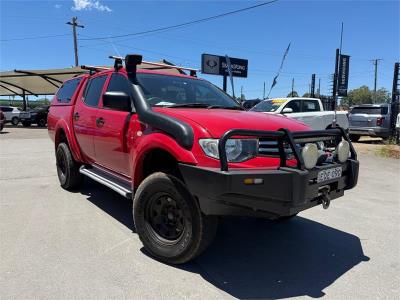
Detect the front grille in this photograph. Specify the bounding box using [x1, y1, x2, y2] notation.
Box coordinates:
[258, 138, 292, 157]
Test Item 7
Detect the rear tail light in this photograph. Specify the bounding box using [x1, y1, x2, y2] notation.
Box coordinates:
[376, 117, 384, 126]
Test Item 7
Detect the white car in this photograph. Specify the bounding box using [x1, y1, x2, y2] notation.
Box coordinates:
[251, 97, 349, 130]
[0, 106, 21, 125]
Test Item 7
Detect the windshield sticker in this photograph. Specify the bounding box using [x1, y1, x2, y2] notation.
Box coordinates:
[155, 101, 175, 106]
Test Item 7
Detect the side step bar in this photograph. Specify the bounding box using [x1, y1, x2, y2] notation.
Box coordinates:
[79, 165, 133, 199]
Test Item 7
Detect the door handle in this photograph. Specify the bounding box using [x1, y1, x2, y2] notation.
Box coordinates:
[73, 112, 79, 121]
[96, 117, 105, 127]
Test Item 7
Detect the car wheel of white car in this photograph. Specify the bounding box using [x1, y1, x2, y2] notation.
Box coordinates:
[11, 117, 19, 126]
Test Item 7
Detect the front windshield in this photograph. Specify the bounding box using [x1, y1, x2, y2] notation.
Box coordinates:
[136, 73, 240, 108]
[251, 100, 283, 112]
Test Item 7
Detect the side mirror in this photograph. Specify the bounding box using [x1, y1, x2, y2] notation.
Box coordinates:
[103, 91, 131, 112]
[282, 107, 293, 114]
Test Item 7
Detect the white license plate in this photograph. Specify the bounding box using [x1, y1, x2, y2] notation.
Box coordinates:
[317, 167, 342, 183]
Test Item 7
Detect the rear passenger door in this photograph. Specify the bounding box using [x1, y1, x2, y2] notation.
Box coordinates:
[73, 74, 107, 162]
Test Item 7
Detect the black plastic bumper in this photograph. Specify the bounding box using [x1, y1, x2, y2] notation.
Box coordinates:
[179, 159, 359, 219]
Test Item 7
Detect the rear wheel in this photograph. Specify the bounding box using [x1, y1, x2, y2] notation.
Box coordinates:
[133, 172, 218, 264]
[349, 134, 360, 142]
[56, 142, 82, 190]
[11, 117, 19, 126]
[37, 118, 47, 127]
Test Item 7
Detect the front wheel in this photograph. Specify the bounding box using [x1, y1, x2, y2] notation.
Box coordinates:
[11, 117, 19, 126]
[133, 172, 218, 264]
[37, 118, 47, 127]
[56, 143, 82, 190]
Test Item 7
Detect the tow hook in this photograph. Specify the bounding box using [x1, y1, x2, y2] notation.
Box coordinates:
[319, 186, 331, 209]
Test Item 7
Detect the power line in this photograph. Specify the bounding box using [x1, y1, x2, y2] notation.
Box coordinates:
[78, 0, 280, 41]
[1, 34, 69, 42]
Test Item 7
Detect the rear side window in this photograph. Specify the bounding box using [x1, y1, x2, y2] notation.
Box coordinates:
[57, 78, 82, 103]
[351, 107, 388, 115]
[84, 75, 107, 107]
[302, 100, 320, 112]
[0, 107, 13, 112]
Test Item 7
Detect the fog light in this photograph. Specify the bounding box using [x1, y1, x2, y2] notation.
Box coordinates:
[337, 140, 350, 163]
[301, 143, 318, 169]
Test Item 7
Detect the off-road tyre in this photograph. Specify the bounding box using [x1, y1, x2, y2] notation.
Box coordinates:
[133, 172, 218, 264]
[56, 142, 82, 190]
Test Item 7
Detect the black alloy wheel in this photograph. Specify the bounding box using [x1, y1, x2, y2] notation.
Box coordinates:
[145, 193, 187, 243]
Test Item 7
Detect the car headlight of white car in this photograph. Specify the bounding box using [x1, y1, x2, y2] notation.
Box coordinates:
[199, 138, 258, 162]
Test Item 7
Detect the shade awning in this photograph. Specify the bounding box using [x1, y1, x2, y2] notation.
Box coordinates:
[0, 67, 88, 96]
[0, 61, 185, 97]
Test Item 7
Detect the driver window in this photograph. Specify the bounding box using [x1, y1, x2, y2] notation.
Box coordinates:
[283, 100, 301, 113]
[105, 73, 134, 111]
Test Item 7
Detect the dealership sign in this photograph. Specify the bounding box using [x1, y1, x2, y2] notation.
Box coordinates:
[201, 54, 248, 78]
[338, 54, 350, 97]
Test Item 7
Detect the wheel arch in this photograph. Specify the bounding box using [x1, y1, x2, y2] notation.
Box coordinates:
[54, 121, 84, 162]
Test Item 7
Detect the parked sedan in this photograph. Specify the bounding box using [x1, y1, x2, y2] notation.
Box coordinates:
[0, 106, 21, 125]
[19, 106, 49, 127]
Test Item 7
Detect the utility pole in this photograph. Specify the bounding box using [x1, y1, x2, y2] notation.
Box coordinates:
[263, 82, 266, 99]
[371, 58, 383, 103]
[240, 85, 243, 101]
[67, 17, 84, 67]
[291, 78, 294, 96]
[318, 78, 321, 97]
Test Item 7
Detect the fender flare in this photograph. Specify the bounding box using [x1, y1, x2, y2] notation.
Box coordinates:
[54, 119, 85, 163]
[132, 133, 197, 187]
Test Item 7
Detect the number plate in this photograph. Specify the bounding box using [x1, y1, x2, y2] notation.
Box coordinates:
[317, 167, 342, 183]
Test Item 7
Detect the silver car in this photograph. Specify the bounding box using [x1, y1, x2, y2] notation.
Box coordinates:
[348, 104, 391, 141]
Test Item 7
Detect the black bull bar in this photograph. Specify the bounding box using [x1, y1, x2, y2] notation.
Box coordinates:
[217, 127, 357, 171]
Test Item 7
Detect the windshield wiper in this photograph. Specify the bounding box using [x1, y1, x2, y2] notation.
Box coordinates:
[164, 103, 210, 108]
[206, 105, 244, 110]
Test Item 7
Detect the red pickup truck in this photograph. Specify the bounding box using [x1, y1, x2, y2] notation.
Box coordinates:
[48, 54, 359, 264]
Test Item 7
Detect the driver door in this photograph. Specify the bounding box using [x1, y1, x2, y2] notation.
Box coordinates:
[93, 72, 138, 177]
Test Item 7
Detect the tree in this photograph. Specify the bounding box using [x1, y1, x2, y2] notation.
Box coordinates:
[302, 92, 311, 97]
[341, 86, 390, 107]
[287, 91, 298, 97]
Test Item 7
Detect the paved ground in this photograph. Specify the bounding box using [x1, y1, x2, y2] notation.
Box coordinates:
[1, 126, 399, 299]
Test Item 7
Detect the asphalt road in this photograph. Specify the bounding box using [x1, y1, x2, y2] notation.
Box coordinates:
[1, 126, 399, 299]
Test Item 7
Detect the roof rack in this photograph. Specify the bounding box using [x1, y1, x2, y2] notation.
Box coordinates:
[109, 55, 198, 76]
[80, 65, 110, 72]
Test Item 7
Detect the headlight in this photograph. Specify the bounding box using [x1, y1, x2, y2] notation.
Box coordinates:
[301, 143, 318, 169]
[199, 138, 258, 162]
[336, 140, 350, 163]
